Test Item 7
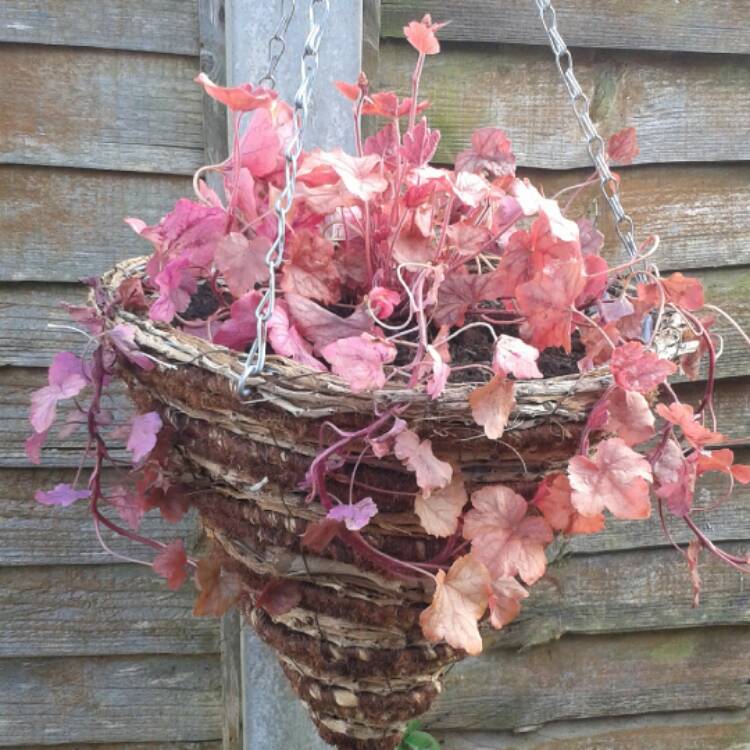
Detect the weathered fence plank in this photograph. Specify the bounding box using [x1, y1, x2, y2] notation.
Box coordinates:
[0, 563, 218, 657]
[0, 654, 222, 745]
[377, 41, 750, 168]
[435, 707, 750, 750]
[0, 467, 201, 565]
[0, 0, 200, 54]
[0, 46, 204, 174]
[0, 166, 190, 282]
[381, 1, 750, 55]
[427, 626, 750, 730]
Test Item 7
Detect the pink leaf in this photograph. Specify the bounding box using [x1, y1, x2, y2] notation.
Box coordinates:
[320, 149, 388, 202]
[152, 540, 189, 591]
[468, 376, 516, 440]
[401, 118, 441, 166]
[149, 256, 197, 323]
[285, 293, 372, 352]
[569, 437, 653, 520]
[195, 73, 277, 112]
[394, 429, 452, 497]
[35, 483, 90, 507]
[488, 577, 528, 630]
[425, 344, 451, 400]
[214, 233, 270, 297]
[321, 333, 396, 393]
[327, 497, 378, 531]
[108, 323, 155, 371]
[214, 291, 262, 351]
[463, 485, 553, 585]
[267, 301, 327, 371]
[603, 388, 655, 446]
[367, 287, 401, 320]
[492, 335, 543, 379]
[30, 352, 88, 433]
[415, 474, 467, 537]
[419, 554, 490, 655]
[25, 430, 48, 465]
[127, 412, 163, 464]
[611, 341, 677, 393]
[455, 127, 516, 177]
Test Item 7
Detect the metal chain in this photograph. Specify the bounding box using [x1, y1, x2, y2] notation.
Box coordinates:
[238, 0, 331, 397]
[533, 0, 639, 260]
[259, 0, 297, 89]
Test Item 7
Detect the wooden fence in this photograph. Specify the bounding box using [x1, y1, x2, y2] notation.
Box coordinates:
[1, 2, 749, 749]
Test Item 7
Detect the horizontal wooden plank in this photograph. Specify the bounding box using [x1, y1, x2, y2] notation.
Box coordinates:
[1, 368, 749, 468]
[0, 1, 199, 54]
[428, 626, 750, 730]
[0, 654, 222, 745]
[0, 468, 203, 566]
[1, 563, 218, 657]
[526, 163, 750, 272]
[435, 707, 750, 750]
[381, 1, 750, 55]
[0, 166, 191, 282]
[0, 46, 204, 174]
[491, 543, 750, 650]
[377, 40, 750, 168]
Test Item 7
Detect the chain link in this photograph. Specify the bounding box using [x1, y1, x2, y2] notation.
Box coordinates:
[259, 0, 296, 89]
[533, 0, 639, 260]
[238, 0, 331, 397]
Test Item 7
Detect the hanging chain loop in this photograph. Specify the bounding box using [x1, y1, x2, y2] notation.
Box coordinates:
[238, 0, 331, 397]
[259, 0, 296, 89]
[533, 0, 639, 261]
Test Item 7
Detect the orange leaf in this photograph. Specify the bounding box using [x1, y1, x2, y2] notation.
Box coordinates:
[419, 554, 490, 655]
[193, 556, 243, 617]
[415, 473, 467, 537]
[394, 429, 452, 496]
[468, 376, 515, 440]
[404, 14, 447, 56]
[656, 402, 723, 450]
[488, 577, 528, 630]
[533, 473, 604, 536]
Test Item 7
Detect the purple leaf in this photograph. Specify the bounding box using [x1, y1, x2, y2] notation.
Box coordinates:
[35, 483, 90, 507]
[326, 497, 378, 531]
[108, 324, 155, 371]
[29, 352, 88, 433]
[127, 412, 163, 463]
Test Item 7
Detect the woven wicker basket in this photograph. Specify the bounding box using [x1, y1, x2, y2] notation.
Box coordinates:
[98, 256, 685, 749]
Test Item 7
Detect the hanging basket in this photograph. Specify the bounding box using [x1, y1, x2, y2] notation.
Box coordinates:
[97, 257, 687, 749]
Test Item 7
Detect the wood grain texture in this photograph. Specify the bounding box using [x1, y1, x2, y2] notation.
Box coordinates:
[220, 612, 243, 750]
[0, 46, 204, 174]
[0, 563, 219, 657]
[0, 468, 203, 566]
[427, 626, 750, 730]
[490, 543, 750, 650]
[1, 369, 749, 467]
[0, 166, 191, 282]
[0, 654, 222, 745]
[381, 1, 750, 55]
[435, 708, 750, 750]
[377, 40, 750, 168]
[0, 0, 199, 54]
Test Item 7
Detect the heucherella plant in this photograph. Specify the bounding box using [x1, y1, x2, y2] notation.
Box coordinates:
[28, 16, 750, 653]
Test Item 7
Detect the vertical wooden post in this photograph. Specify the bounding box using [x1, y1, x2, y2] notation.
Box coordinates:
[222, 1, 377, 747]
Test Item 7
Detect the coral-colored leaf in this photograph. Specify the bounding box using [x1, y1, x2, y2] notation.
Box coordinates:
[193, 556, 242, 617]
[639, 272, 705, 312]
[127, 412, 163, 464]
[533, 473, 605, 536]
[321, 333, 396, 392]
[607, 127, 639, 165]
[488, 577, 528, 630]
[215, 233, 270, 298]
[611, 341, 677, 393]
[604, 388, 655, 446]
[394, 430, 452, 497]
[34, 483, 90, 507]
[464, 485, 553, 584]
[404, 14, 446, 55]
[656, 402, 724, 449]
[280, 229, 341, 304]
[455, 127, 516, 177]
[195, 72, 277, 111]
[569, 438, 653, 520]
[419, 554, 490, 655]
[492, 335, 542, 379]
[327, 497, 378, 531]
[697, 449, 750, 484]
[468, 376, 515, 440]
[256, 578, 302, 616]
[415, 474, 467, 537]
[153, 540, 189, 591]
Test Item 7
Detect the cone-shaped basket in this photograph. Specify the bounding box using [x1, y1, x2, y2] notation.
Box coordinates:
[99, 257, 682, 749]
